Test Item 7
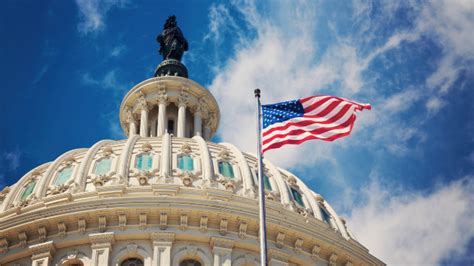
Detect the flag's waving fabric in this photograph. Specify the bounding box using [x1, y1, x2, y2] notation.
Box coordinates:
[262, 95, 371, 152]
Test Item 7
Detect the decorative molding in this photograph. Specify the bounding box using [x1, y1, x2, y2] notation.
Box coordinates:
[178, 87, 189, 107]
[179, 143, 192, 154]
[139, 213, 147, 230]
[219, 218, 228, 236]
[38, 226, 47, 242]
[157, 85, 168, 105]
[160, 212, 168, 230]
[18, 231, 27, 247]
[89, 232, 115, 249]
[210, 237, 234, 249]
[58, 222, 67, 237]
[294, 238, 304, 254]
[0, 238, 8, 254]
[98, 216, 107, 232]
[180, 214, 188, 231]
[311, 245, 321, 260]
[345, 261, 354, 266]
[238, 221, 248, 239]
[78, 218, 87, 234]
[141, 142, 153, 152]
[29, 240, 55, 260]
[137, 93, 148, 111]
[276, 232, 285, 249]
[151, 232, 175, 243]
[0, 186, 10, 200]
[329, 253, 338, 266]
[200, 216, 208, 233]
[119, 213, 127, 230]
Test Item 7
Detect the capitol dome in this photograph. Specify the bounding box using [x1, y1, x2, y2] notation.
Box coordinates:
[0, 17, 383, 266]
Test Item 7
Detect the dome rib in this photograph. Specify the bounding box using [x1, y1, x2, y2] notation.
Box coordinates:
[36, 148, 87, 199]
[118, 135, 140, 181]
[192, 135, 214, 184]
[221, 142, 255, 198]
[76, 140, 114, 191]
[262, 158, 291, 207]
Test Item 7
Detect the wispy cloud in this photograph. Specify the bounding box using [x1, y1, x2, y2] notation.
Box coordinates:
[110, 45, 127, 57]
[4, 149, 21, 171]
[32, 65, 49, 85]
[82, 69, 127, 93]
[347, 176, 474, 265]
[75, 0, 129, 35]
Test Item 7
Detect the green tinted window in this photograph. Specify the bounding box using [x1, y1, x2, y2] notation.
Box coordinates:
[218, 161, 234, 179]
[291, 187, 304, 207]
[20, 181, 36, 201]
[54, 166, 73, 185]
[178, 155, 194, 171]
[95, 158, 112, 175]
[255, 171, 272, 191]
[136, 154, 153, 170]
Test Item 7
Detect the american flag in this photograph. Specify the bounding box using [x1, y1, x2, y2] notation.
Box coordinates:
[262, 95, 371, 152]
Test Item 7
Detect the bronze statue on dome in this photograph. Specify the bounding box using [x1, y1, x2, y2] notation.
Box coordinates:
[157, 15, 188, 61]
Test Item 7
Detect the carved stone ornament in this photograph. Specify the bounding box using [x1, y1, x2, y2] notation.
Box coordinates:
[101, 146, 114, 156]
[200, 216, 208, 232]
[315, 194, 324, 203]
[137, 93, 148, 110]
[276, 232, 285, 249]
[287, 175, 298, 186]
[62, 157, 77, 167]
[18, 231, 27, 247]
[157, 85, 168, 105]
[238, 222, 248, 239]
[178, 87, 190, 107]
[91, 174, 113, 187]
[48, 183, 70, 195]
[125, 106, 136, 123]
[294, 238, 304, 254]
[180, 143, 192, 154]
[0, 186, 10, 200]
[141, 142, 153, 152]
[217, 149, 231, 161]
[0, 238, 8, 254]
[180, 172, 194, 187]
[311, 245, 321, 260]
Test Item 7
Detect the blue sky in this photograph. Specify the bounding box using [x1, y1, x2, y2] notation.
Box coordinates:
[0, 0, 473, 264]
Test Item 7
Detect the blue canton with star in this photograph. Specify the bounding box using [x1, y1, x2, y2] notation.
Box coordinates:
[262, 100, 305, 129]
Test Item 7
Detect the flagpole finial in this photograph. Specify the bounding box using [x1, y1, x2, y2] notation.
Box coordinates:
[254, 88, 261, 98]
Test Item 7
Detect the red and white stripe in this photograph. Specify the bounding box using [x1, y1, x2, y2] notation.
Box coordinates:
[262, 95, 371, 152]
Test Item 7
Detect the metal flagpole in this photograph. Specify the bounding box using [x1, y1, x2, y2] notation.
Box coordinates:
[254, 88, 268, 265]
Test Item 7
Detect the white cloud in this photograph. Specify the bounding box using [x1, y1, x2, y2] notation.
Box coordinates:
[75, 0, 128, 35]
[4, 150, 21, 171]
[110, 45, 126, 57]
[347, 176, 474, 265]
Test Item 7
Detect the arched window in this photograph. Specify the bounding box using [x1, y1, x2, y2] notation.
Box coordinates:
[178, 154, 194, 171]
[54, 166, 73, 186]
[94, 158, 112, 175]
[253, 170, 272, 191]
[290, 187, 305, 207]
[121, 258, 144, 266]
[20, 180, 36, 201]
[136, 154, 153, 171]
[180, 259, 202, 266]
[320, 207, 332, 225]
[218, 161, 234, 179]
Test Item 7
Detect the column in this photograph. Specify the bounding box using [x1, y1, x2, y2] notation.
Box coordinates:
[203, 122, 211, 140]
[125, 107, 137, 136]
[138, 94, 149, 137]
[89, 232, 114, 266]
[210, 237, 233, 266]
[29, 241, 55, 266]
[151, 232, 175, 266]
[177, 89, 188, 138]
[193, 110, 202, 136]
[157, 94, 168, 136]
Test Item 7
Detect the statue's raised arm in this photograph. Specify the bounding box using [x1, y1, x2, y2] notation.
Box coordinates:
[157, 15, 188, 61]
